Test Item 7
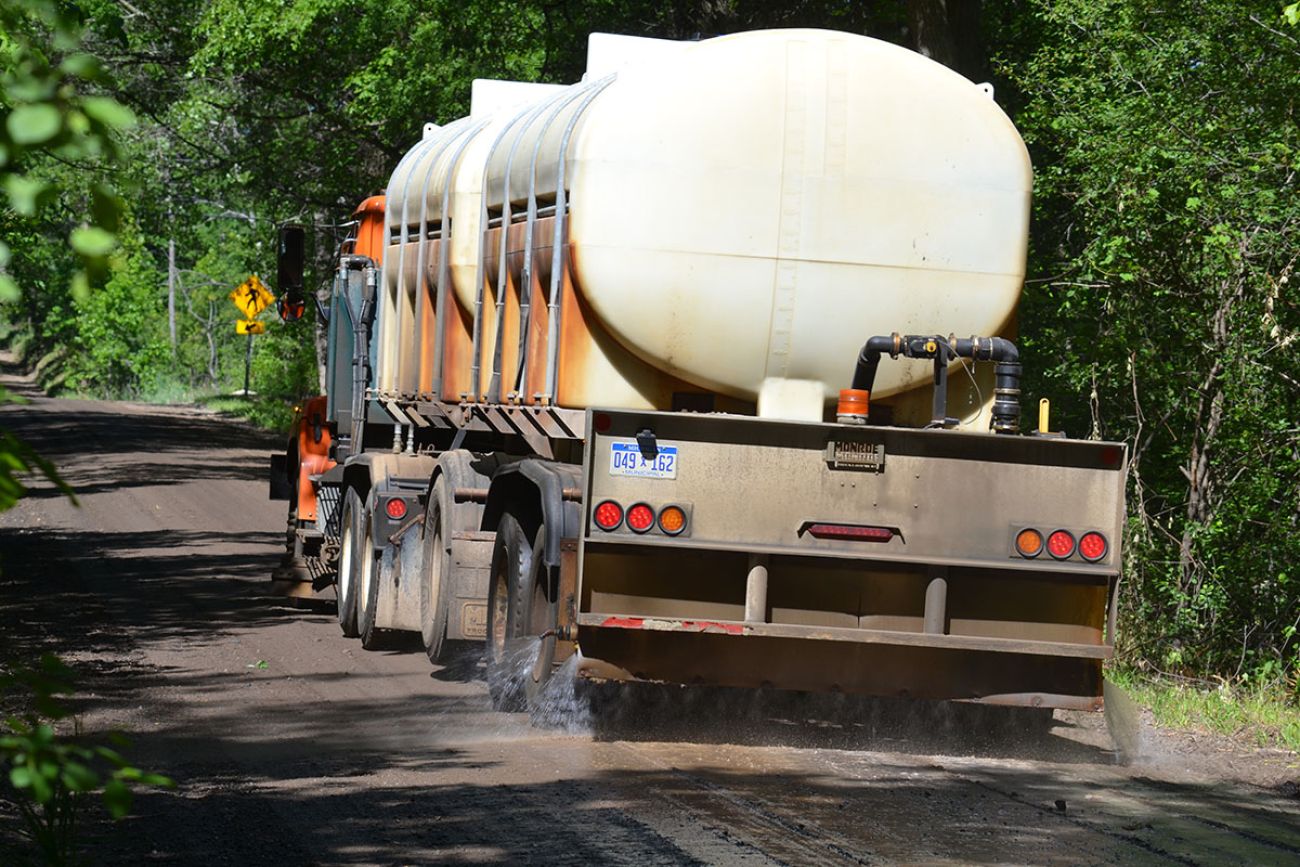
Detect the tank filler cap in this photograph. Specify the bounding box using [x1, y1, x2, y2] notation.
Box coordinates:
[837, 389, 870, 425]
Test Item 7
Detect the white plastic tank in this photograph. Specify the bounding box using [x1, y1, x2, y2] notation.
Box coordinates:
[380, 29, 1030, 426]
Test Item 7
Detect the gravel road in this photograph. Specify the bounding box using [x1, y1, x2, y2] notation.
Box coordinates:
[1, 362, 1297, 865]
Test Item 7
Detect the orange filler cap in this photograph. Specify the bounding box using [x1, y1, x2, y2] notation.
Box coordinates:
[837, 388, 870, 425]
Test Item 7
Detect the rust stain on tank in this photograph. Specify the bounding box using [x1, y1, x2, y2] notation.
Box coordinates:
[417, 239, 440, 396]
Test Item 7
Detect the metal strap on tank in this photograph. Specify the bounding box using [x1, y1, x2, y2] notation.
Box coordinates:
[511, 76, 610, 399]
[506, 76, 608, 397]
[470, 88, 575, 401]
[378, 126, 435, 394]
[543, 74, 616, 403]
[382, 124, 434, 241]
[486, 89, 582, 402]
[412, 118, 480, 394]
[428, 116, 490, 398]
[390, 124, 463, 394]
[386, 125, 446, 285]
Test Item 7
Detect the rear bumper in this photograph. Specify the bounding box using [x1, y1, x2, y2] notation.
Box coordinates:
[575, 614, 1108, 711]
[578, 612, 1111, 660]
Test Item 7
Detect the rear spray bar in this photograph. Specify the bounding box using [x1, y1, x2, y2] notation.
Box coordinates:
[842, 333, 1021, 433]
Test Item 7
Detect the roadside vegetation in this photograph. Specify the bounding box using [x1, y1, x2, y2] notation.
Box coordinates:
[1110, 668, 1300, 753]
[1, 0, 1297, 757]
[1, 3, 173, 862]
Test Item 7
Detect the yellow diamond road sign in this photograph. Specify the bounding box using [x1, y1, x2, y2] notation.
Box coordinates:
[229, 274, 274, 320]
[236, 319, 266, 335]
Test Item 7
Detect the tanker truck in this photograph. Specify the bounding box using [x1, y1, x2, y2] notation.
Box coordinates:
[270, 28, 1127, 716]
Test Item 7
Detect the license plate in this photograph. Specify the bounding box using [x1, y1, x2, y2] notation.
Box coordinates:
[609, 441, 678, 479]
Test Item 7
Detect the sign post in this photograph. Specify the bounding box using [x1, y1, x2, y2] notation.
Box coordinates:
[229, 275, 275, 395]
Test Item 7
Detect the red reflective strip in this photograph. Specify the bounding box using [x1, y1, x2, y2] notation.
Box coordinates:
[806, 523, 894, 542]
[597, 617, 743, 635]
[601, 617, 645, 629]
[681, 620, 744, 635]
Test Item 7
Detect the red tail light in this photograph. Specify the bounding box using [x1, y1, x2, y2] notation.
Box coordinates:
[385, 497, 408, 520]
[804, 523, 895, 542]
[626, 503, 655, 534]
[1079, 531, 1108, 562]
[1047, 529, 1075, 560]
[593, 500, 623, 531]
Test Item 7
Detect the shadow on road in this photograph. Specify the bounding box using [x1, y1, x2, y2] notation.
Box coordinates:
[0, 527, 289, 643]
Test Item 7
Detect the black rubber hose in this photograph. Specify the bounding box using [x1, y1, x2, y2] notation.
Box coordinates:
[950, 335, 1019, 363]
[951, 336, 1021, 433]
[850, 334, 899, 392]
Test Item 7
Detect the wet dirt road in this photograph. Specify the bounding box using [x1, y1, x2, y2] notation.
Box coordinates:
[1, 369, 1297, 865]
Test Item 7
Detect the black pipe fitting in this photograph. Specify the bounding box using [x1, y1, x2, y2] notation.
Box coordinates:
[848, 332, 1022, 433]
[850, 334, 901, 391]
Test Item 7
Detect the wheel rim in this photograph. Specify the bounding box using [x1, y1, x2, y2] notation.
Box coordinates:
[489, 567, 508, 664]
[427, 524, 444, 633]
[528, 575, 554, 687]
[359, 521, 375, 614]
[339, 511, 354, 607]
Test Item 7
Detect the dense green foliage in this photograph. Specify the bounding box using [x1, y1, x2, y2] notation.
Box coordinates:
[2, 0, 1297, 692]
[2, 7, 172, 862]
[1000, 0, 1300, 685]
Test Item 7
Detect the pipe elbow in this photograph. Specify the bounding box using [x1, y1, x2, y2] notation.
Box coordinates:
[988, 337, 1019, 364]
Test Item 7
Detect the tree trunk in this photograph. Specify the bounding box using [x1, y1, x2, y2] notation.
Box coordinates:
[907, 0, 987, 82]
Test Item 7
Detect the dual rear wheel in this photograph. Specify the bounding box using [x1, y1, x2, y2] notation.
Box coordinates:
[336, 487, 388, 650]
[486, 514, 560, 712]
[336, 488, 364, 638]
[339, 486, 563, 711]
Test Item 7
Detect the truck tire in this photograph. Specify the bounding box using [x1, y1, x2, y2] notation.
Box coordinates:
[336, 487, 364, 638]
[419, 478, 452, 664]
[522, 526, 559, 712]
[356, 499, 390, 650]
[486, 512, 532, 711]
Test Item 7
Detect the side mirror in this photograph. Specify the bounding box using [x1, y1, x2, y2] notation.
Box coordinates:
[276, 225, 306, 322]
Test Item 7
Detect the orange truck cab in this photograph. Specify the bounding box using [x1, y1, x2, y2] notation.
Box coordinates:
[270, 197, 385, 592]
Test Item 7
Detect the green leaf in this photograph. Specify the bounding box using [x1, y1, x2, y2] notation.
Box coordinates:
[0, 276, 13, 304]
[91, 185, 123, 232]
[60, 760, 99, 792]
[29, 767, 53, 803]
[69, 226, 117, 258]
[10, 766, 33, 789]
[103, 778, 131, 819]
[81, 96, 136, 130]
[60, 53, 103, 79]
[1284, 4, 1299, 26]
[5, 175, 49, 216]
[69, 271, 91, 303]
[6, 104, 62, 146]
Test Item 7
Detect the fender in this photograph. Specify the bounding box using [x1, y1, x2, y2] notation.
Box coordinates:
[342, 451, 437, 551]
[482, 459, 583, 568]
[423, 450, 487, 538]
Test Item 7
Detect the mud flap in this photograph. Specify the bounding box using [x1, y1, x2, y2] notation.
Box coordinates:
[375, 524, 423, 632]
[446, 531, 494, 641]
[269, 454, 292, 500]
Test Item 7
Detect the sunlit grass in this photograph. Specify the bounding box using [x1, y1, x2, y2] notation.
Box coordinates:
[198, 393, 295, 433]
[1109, 668, 1300, 752]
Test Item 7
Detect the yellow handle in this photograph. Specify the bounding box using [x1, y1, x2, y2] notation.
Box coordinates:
[1038, 398, 1051, 434]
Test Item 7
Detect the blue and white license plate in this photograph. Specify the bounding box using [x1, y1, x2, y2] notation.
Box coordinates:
[609, 441, 678, 479]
